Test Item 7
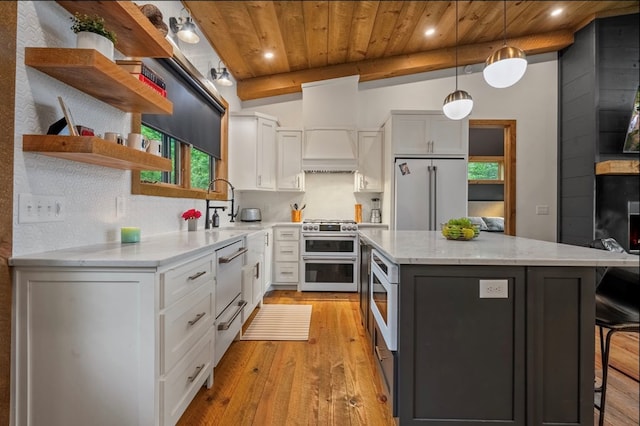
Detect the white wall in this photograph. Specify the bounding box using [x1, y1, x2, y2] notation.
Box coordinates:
[13, 1, 242, 256]
[240, 59, 559, 241]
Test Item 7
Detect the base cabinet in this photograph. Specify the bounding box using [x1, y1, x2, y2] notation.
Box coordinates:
[271, 226, 300, 288]
[12, 252, 216, 426]
[397, 265, 595, 425]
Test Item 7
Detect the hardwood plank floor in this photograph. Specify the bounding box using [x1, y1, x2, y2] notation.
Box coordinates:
[178, 291, 639, 426]
[594, 329, 640, 426]
[178, 291, 395, 426]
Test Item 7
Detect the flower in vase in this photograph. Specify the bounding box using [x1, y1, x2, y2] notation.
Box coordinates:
[182, 209, 202, 221]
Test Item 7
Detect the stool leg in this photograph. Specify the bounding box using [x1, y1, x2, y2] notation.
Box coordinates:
[598, 328, 616, 426]
[595, 326, 605, 392]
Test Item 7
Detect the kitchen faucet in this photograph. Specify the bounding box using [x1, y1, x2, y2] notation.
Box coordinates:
[206, 178, 238, 228]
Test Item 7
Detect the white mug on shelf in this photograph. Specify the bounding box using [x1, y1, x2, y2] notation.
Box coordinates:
[146, 139, 162, 156]
[127, 133, 148, 151]
[103, 132, 124, 145]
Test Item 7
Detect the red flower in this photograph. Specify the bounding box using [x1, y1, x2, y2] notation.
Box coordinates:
[182, 208, 202, 220]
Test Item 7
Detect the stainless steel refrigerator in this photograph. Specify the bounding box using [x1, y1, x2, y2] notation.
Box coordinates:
[394, 157, 468, 231]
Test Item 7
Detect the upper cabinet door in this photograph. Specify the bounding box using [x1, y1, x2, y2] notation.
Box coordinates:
[256, 118, 277, 190]
[229, 112, 278, 191]
[391, 111, 468, 156]
[277, 129, 304, 191]
[355, 130, 383, 192]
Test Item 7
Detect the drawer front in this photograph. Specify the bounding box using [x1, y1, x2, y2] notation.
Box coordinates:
[161, 284, 213, 374]
[275, 227, 300, 241]
[161, 332, 213, 426]
[214, 294, 244, 366]
[274, 262, 299, 283]
[161, 253, 214, 308]
[275, 240, 299, 262]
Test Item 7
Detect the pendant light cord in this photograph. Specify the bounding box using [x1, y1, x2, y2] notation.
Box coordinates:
[455, 0, 459, 90]
[502, 0, 507, 46]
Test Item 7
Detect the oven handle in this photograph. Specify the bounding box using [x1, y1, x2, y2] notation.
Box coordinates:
[302, 233, 357, 238]
[217, 300, 247, 330]
[218, 247, 248, 264]
[303, 256, 357, 262]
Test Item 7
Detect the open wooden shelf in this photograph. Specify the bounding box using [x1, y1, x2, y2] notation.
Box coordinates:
[23, 135, 172, 171]
[56, 0, 173, 58]
[595, 160, 640, 175]
[25, 48, 172, 115]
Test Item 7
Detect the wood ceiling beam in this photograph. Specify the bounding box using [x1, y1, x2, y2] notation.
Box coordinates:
[237, 30, 574, 100]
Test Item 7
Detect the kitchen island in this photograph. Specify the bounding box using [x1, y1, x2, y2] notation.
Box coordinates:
[358, 229, 638, 426]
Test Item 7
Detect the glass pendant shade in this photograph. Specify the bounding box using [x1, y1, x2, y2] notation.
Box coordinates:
[177, 17, 200, 44]
[443, 90, 474, 120]
[483, 45, 527, 88]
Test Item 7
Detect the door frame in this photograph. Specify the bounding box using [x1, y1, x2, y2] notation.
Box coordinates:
[469, 120, 516, 236]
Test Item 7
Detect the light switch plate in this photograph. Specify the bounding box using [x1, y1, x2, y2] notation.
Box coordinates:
[479, 279, 509, 298]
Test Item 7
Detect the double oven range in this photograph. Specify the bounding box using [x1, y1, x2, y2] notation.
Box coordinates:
[301, 219, 359, 292]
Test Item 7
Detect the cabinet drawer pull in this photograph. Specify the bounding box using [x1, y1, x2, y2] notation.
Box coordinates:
[187, 364, 205, 382]
[188, 312, 206, 326]
[217, 300, 247, 330]
[281, 271, 293, 275]
[281, 250, 294, 254]
[188, 271, 207, 281]
[375, 345, 389, 361]
[218, 247, 248, 264]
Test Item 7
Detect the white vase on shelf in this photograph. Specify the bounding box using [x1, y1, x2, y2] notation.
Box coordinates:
[76, 31, 114, 61]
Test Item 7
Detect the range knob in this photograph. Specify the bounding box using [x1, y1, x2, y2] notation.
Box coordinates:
[313, 225, 319, 231]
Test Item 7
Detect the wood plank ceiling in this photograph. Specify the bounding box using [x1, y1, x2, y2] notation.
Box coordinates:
[182, 1, 639, 100]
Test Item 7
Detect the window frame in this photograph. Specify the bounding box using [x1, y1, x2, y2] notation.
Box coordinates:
[467, 155, 505, 184]
[130, 110, 229, 202]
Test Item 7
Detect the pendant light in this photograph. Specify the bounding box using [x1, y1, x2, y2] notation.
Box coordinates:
[443, 1, 473, 120]
[483, 0, 527, 88]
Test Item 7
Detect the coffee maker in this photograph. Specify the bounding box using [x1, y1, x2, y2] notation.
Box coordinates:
[370, 198, 381, 223]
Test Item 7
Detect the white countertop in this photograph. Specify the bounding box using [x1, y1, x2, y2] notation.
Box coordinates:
[359, 229, 639, 267]
[9, 230, 252, 268]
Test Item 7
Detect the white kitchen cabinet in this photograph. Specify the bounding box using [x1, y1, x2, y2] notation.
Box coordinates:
[355, 130, 383, 192]
[277, 128, 305, 191]
[229, 112, 279, 190]
[242, 231, 265, 321]
[12, 251, 216, 426]
[271, 225, 300, 287]
[391, 110, 468, 156]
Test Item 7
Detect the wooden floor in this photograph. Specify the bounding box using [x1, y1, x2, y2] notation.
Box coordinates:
[178, 290, 396, 426]
[594, 330, 639, 426]
[179, 290, 639, 426]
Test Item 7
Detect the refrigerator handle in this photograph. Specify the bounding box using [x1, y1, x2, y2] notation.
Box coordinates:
[427, 165, 432, 230]
[432, 165, 438, 230]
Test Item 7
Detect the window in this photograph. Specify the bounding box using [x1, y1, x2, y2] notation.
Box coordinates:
[468, 156, 504, 183]
[131, 51, 228, 202]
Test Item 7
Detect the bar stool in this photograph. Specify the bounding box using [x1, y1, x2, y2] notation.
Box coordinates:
[590, 239, 639, 426]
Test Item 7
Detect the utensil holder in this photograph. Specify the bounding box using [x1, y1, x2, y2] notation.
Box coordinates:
[291, 210, 302, 222]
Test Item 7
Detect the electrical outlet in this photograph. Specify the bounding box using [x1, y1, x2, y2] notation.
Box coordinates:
[479, 279, 509, 298]
[116, 196, 126, 218]
[536, 205, 549, 215]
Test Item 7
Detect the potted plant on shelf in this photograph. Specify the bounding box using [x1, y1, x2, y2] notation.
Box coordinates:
[182, 208, 202, 231]
[70, 12, 117, 61]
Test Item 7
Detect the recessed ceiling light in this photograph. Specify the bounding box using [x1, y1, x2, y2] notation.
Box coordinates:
[550, 8, 563, 17]
[425, 28, 436, 36]
[264, 52, 274, 59]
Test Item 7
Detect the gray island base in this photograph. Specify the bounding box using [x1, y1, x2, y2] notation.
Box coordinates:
[359, 229, 638, 426]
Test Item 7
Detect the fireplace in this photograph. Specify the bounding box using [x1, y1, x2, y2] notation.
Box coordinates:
[596, 175, 639, 254]
[629, 202, 639, 254]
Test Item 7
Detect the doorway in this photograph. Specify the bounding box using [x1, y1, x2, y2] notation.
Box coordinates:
[468, 120, 516, 236]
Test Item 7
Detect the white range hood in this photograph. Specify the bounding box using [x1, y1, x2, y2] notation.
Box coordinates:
[301, 76, 359, 172]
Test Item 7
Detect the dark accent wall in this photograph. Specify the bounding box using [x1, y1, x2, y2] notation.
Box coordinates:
[558, 13, 639, 249]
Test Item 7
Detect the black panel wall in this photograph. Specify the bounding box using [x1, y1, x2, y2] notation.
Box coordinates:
[558, 13, 639, 248]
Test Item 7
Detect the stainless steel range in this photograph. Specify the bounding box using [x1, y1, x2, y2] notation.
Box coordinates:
[301, 220, 358, 292]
